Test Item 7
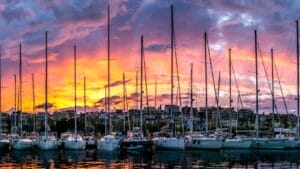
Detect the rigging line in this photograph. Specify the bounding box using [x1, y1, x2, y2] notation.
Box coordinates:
[274, 58, 289, 116]
[257, 42, 279, 114]
[173, 27, 182, 107]
[143, 50, 150, 119]
[206, 37, 222, 128]
[231, 63, 244, 109]
[206, 38, 219, 107]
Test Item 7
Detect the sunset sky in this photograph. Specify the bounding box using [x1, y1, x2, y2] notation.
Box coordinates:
[0, 0, 300, 114]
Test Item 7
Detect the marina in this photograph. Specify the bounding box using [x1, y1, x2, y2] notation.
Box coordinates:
[0, 1, 299, 168]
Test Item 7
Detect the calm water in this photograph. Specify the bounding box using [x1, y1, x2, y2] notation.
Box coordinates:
[1, 149, 300, 168]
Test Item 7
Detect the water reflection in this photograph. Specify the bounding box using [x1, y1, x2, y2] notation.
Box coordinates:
[1, 149, 300, 168]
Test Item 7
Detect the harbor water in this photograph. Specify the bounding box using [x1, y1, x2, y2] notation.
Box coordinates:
[1, 149, 300, 168]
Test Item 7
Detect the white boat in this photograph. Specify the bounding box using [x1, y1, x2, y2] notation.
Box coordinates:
[122, 127, 152, 151]
[96, 135, 119, 151]
[64, 134, 86, 150]
[223, 135, 252, 149]
[12, 138, 33, 150]
[37, 32, 59, 151]
[185, 133, 223, 150]
[274, 133, 297, 149]
[152, 132, 185, 150]
[37, 135, 59, 150]
[251, 138, 286, 149]
[0, 137, 10, 150]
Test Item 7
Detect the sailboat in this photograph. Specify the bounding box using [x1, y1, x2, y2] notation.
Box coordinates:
[152, 5, 185, 151]
[223, 49, 252, 149]
[96, 5, 120, 151]
[121, 35, 152, 152]
[0, 50, 10, 150]
[64, 45, 86, 150]
[11, 44, 34, 150]
[83, 77, 96, 149]
[250, 30, 285, 150]
[37, 32, 59, 150]
[185, 32, 223, 150]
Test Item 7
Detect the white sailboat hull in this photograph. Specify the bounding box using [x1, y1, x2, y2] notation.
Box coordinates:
[152, 137, 185, 150]
[283, 140, 297, 149]
[185, 139, 223, 150]
[0, 139, 10, 149]
[223, 139, 252, 149]
[96, 140, 119, 151]
[251, 139, 285, 149]
[37, 139, 59, 150]
[64, 140, 86, 150]
[12, 139, 33, 150]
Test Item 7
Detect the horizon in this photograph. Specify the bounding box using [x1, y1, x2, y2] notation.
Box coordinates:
[0, 0, 299, 115]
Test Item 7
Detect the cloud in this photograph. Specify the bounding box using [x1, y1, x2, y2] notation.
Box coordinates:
[35, 102, 56, 109]
[2, 2, 33, 23]
[145, 43, 170, 53]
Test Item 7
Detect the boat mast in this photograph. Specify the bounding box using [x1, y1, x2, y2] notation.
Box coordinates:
[229, 49, 232, 136]
[190, 63, 193, 133]
[0, 49, 2, 134]
[74, 45, 77, 136]
[140, 35, 144, 131]
[170, 5, 174, 113]
[19, 44, 22, 136]
[204, 32, 208, 134]
[271, 49, 274, 138]
[84, 76, 87, 135]
[45, 32, 48, 137]
[14, 74, 17, 133]
[123, 73, 130, 131]
[32, 73, 36, 134]
[255, 30, 259, 138]
[170, 5, 175, 136]
[104, 84, 107, 133]
[143, 53, 150, 120]
[135, 70, 138, 128]
[107, 4, 111, 134]
[217, 71, 221, 129]
[123, 73, 126, 132]
[296, 20, 299, 139]
[155, 80, 157, 109]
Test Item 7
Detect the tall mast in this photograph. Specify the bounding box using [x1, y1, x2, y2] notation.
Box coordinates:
[0, 49, 2, 134]
[32, 73, 36, 133]
[140, 35, 144, 131]
[84, 76, 87, 134]
[45, 31, 48, 137]
[255, 30, 259, 138]
[204, 32, 208, 133]
[19, 44, 22, 135]
[296, 20, 299, 139]
[271, 49, 275, 138]
[155, 80, 157, 109]
[135, 70, 138, 113]
[123, 73, 126, 132]
[190, 63, 193, 133]
[104, 84, 107, 133]
[107, 4, 111, 134]
[229, 49, 232, 135]
[170, 5, 174, 110]
[143, 53, 150, 118]
[217, 71, 221, 129]
[74, 45, 77, 136]
[14, 74, 17, 133]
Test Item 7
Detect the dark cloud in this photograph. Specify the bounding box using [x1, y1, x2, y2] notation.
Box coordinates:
[35, 102, 56, 109]
[94, 95, 123, 108]
[145, 43, 170, 53]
